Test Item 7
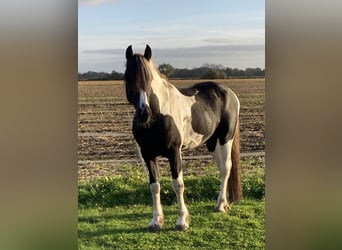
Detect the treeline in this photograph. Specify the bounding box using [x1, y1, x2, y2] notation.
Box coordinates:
[160, 64, 265, 79]
[78, 70, 124, 81]
[78, 64, 264, 81]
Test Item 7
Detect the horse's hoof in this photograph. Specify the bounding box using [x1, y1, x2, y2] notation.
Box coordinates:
[175, 224, 189, 231]
[215, 204, 231, 212]
[147, 224, 162, 232]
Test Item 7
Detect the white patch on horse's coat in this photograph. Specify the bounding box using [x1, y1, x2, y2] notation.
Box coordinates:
[229, 88, 240, 118]
[182, 122, 204, 150]
[139, 89, 149, 111]
[172, 171, 190, 229]
[149, 182, 164, 228]
[212, 139, 234, 212]
[148, 61, 204, 149]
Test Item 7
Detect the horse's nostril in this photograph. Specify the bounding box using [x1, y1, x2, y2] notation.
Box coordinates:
[138, 105, 145, 115]
[137, 105, 151, 123]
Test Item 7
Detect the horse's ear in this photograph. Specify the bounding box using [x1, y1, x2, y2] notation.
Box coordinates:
[144, 44, 152, 61]
[126, 45, 133, 59]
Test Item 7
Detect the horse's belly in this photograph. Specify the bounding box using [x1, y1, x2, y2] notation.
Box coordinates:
[181, 110, 218, 150]
[182, 130, 204, 150]
[181, 116, 206, 150]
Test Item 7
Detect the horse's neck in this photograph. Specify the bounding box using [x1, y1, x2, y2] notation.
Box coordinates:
[150, 75, 183, 113]
[148, 61, 188, 112]
[151, 75, 172, 98]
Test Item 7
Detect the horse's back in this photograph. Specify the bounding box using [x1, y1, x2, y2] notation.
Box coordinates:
[179, 81, 238, 104]
[178, 81, 224, 96]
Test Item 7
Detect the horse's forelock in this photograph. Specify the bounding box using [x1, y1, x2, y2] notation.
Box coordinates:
[125, 55, 152, 91]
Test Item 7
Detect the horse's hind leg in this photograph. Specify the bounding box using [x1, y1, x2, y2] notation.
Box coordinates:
[145, 159, 164, 232]
[211, 139, 234, 212]
[169, 149, 190, 231]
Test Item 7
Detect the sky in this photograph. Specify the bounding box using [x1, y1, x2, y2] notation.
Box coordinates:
[78, 0, 265, 73]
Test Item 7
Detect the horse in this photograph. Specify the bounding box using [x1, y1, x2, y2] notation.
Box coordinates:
[124, 44, 242, 232]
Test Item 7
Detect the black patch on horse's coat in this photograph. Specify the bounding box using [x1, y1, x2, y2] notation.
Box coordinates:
[177, 87, 197, 96]
[133, 113, 182, 182]
[181, 81, 239, 152]
[149, 91, 160, 114]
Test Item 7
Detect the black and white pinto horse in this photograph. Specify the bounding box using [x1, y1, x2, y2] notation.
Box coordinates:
[124, 45, 242, 232]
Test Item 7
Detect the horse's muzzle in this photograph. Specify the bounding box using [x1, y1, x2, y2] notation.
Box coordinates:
[137, 105, 152, 123]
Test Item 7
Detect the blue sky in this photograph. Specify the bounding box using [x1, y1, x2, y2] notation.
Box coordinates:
[79, 0, 264, 73]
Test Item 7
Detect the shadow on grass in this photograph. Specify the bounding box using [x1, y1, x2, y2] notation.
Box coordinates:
[79, 202, 225, 238]
[79, 226, 148, 237]
[79, 209, 151, 221]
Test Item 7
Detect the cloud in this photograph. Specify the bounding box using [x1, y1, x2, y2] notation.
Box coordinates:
[83, 44, 264, 56]
[78, 0, 120, 7]
[80, 44, 265, 72]
[201, 38, 236, 44]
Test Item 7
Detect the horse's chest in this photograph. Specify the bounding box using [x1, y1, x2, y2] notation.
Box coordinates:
[133, 124, 164, 146]
[132, 114, 181, 156]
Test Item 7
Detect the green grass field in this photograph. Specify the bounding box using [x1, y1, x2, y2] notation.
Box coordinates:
[78, 162, 265, 249]
[79, 200, 264, 249]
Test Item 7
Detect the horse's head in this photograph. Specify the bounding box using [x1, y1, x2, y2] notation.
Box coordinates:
[124, 44, 155, 123]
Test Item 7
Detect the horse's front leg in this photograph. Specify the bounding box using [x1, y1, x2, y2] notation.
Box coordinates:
[169, 149, 190, 231]
[145, 159, 164, 232]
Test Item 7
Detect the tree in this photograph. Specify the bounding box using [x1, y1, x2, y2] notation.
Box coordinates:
[78, 66, 265, 81]
[225, 67, 232, 77]
[158, 64, 174, 77]
[201, 69, 226, 79]
[202, 63, 225, 70]
[109, 70, 124, 80]
[245, 67, 263, 77]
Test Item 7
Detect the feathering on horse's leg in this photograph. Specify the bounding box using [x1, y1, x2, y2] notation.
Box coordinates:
[148, 182, 164, 232]
[145, 159, 164, 232]
[169, 149, 190, 231]
[172, 171, 190, 231]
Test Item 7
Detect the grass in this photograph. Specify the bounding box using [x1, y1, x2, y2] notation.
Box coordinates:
[78, 162, 265, 249]
[79, 200, 264, 249]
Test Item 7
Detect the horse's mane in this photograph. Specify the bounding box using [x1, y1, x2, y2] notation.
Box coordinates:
[148, 59, 170, 82]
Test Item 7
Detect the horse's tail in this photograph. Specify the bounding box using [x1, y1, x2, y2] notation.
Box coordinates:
[228, 118, 243, 204]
